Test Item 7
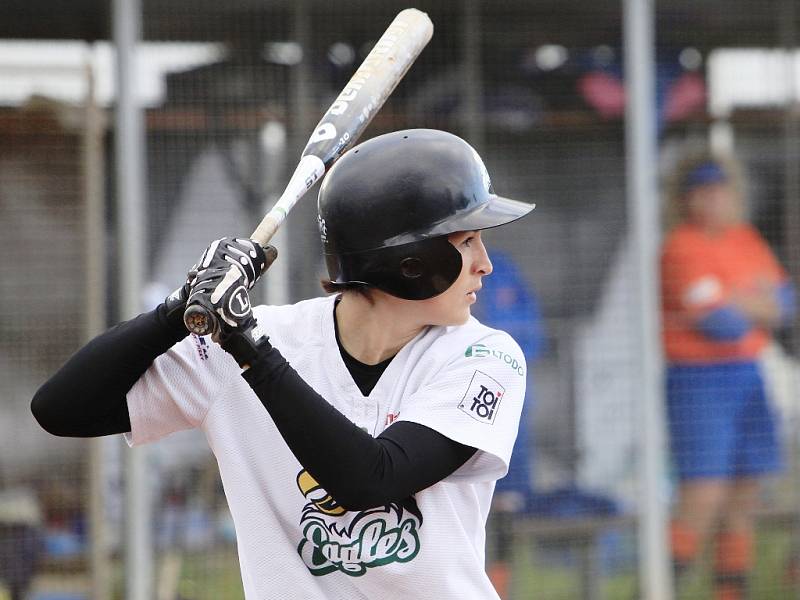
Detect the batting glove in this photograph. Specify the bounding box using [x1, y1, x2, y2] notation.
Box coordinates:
[186, 238, 278, 367]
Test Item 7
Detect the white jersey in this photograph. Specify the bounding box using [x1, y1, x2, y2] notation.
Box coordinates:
[126, 294, 526, 600]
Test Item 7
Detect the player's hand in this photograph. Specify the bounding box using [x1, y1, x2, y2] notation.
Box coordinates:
[186, 237, 278, 367]
[186, 237, 277, 328]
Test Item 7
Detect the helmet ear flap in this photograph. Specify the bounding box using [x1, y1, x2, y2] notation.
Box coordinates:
[400, 257, 424, 279]
[328, 237, 463, 300]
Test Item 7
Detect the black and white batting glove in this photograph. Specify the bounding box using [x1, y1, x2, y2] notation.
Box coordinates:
[186, 237, 274, 328]
[186, 237, 278, 367]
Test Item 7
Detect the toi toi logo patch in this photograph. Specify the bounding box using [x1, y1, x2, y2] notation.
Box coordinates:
[458, 371, 505, 424]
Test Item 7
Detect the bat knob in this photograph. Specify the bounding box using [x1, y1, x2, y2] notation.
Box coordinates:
[183, 304, 218, 337]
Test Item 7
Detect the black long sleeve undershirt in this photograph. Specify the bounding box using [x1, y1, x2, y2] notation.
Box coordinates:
[32, 305, 478, 509]
[31, 304, 188, 437]
[243, 348, 477, 510]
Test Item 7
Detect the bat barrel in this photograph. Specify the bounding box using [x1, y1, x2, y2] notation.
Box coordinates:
[250, 154, 326, 246]
[301, 9, 433, 169]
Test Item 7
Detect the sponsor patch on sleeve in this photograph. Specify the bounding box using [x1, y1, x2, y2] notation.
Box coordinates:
[458, 370, 505, 424]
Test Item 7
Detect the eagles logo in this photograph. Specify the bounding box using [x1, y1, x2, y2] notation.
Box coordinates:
[297, 470, 346, 516]
[295, 469, 423, 576]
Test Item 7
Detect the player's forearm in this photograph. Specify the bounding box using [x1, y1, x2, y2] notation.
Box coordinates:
[31, 303, 188, 437]
[243, 348, 475, 510]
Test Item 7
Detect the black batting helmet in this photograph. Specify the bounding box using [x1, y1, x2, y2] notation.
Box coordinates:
[317, 129, 535, 300]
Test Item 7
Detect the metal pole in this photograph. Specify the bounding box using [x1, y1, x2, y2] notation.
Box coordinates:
[261, 121, 290, 306]
[623, 1, 672, 598]
[778, 5, 800, 599]
[113, 0, 152, 598]
[781, 0, 800, 356]
[82, 49, 112, 600]
[462, 0, 485, 151]
[291, 0, 314, 300]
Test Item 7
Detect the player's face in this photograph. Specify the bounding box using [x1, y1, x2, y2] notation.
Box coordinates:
[418, 230, 493, 326]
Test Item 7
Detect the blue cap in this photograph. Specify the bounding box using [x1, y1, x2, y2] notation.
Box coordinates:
[683, 161, 727, 192]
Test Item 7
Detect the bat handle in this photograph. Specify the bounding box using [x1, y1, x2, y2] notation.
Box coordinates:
[250, 214, 281, 247]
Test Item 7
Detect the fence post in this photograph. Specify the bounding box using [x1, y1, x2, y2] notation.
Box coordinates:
[113, 0, 153, 597]
[623, 0, 673, 598]
[82, 53, 113, 600]
[462, 0, 485, 152]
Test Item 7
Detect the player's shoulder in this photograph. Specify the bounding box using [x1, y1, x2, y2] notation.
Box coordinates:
[252, 295, 334, 342]
[254, 295, 332, 318]
[439, 316, 522, 347]
[426, 317, 527, 376]
[461, 316, 522, 346]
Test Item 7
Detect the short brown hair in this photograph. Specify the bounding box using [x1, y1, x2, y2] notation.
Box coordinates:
[320, 279, 373, 298]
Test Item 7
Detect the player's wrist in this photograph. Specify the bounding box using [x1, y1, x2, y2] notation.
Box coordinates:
[158, 283, 192, 340]
[219, 319, 273, 369]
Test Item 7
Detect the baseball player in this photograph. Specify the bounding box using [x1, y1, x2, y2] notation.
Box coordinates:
[32, 129, 535, 599]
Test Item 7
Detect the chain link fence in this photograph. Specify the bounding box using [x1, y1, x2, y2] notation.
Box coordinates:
[1, 1, 798, 599]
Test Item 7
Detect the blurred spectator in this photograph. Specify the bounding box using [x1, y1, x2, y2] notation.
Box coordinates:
[38, 478, 86, 560]
[660, 149, 797, 600]
[0, 487, 43, 600]
[473, 251, 544, 599]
